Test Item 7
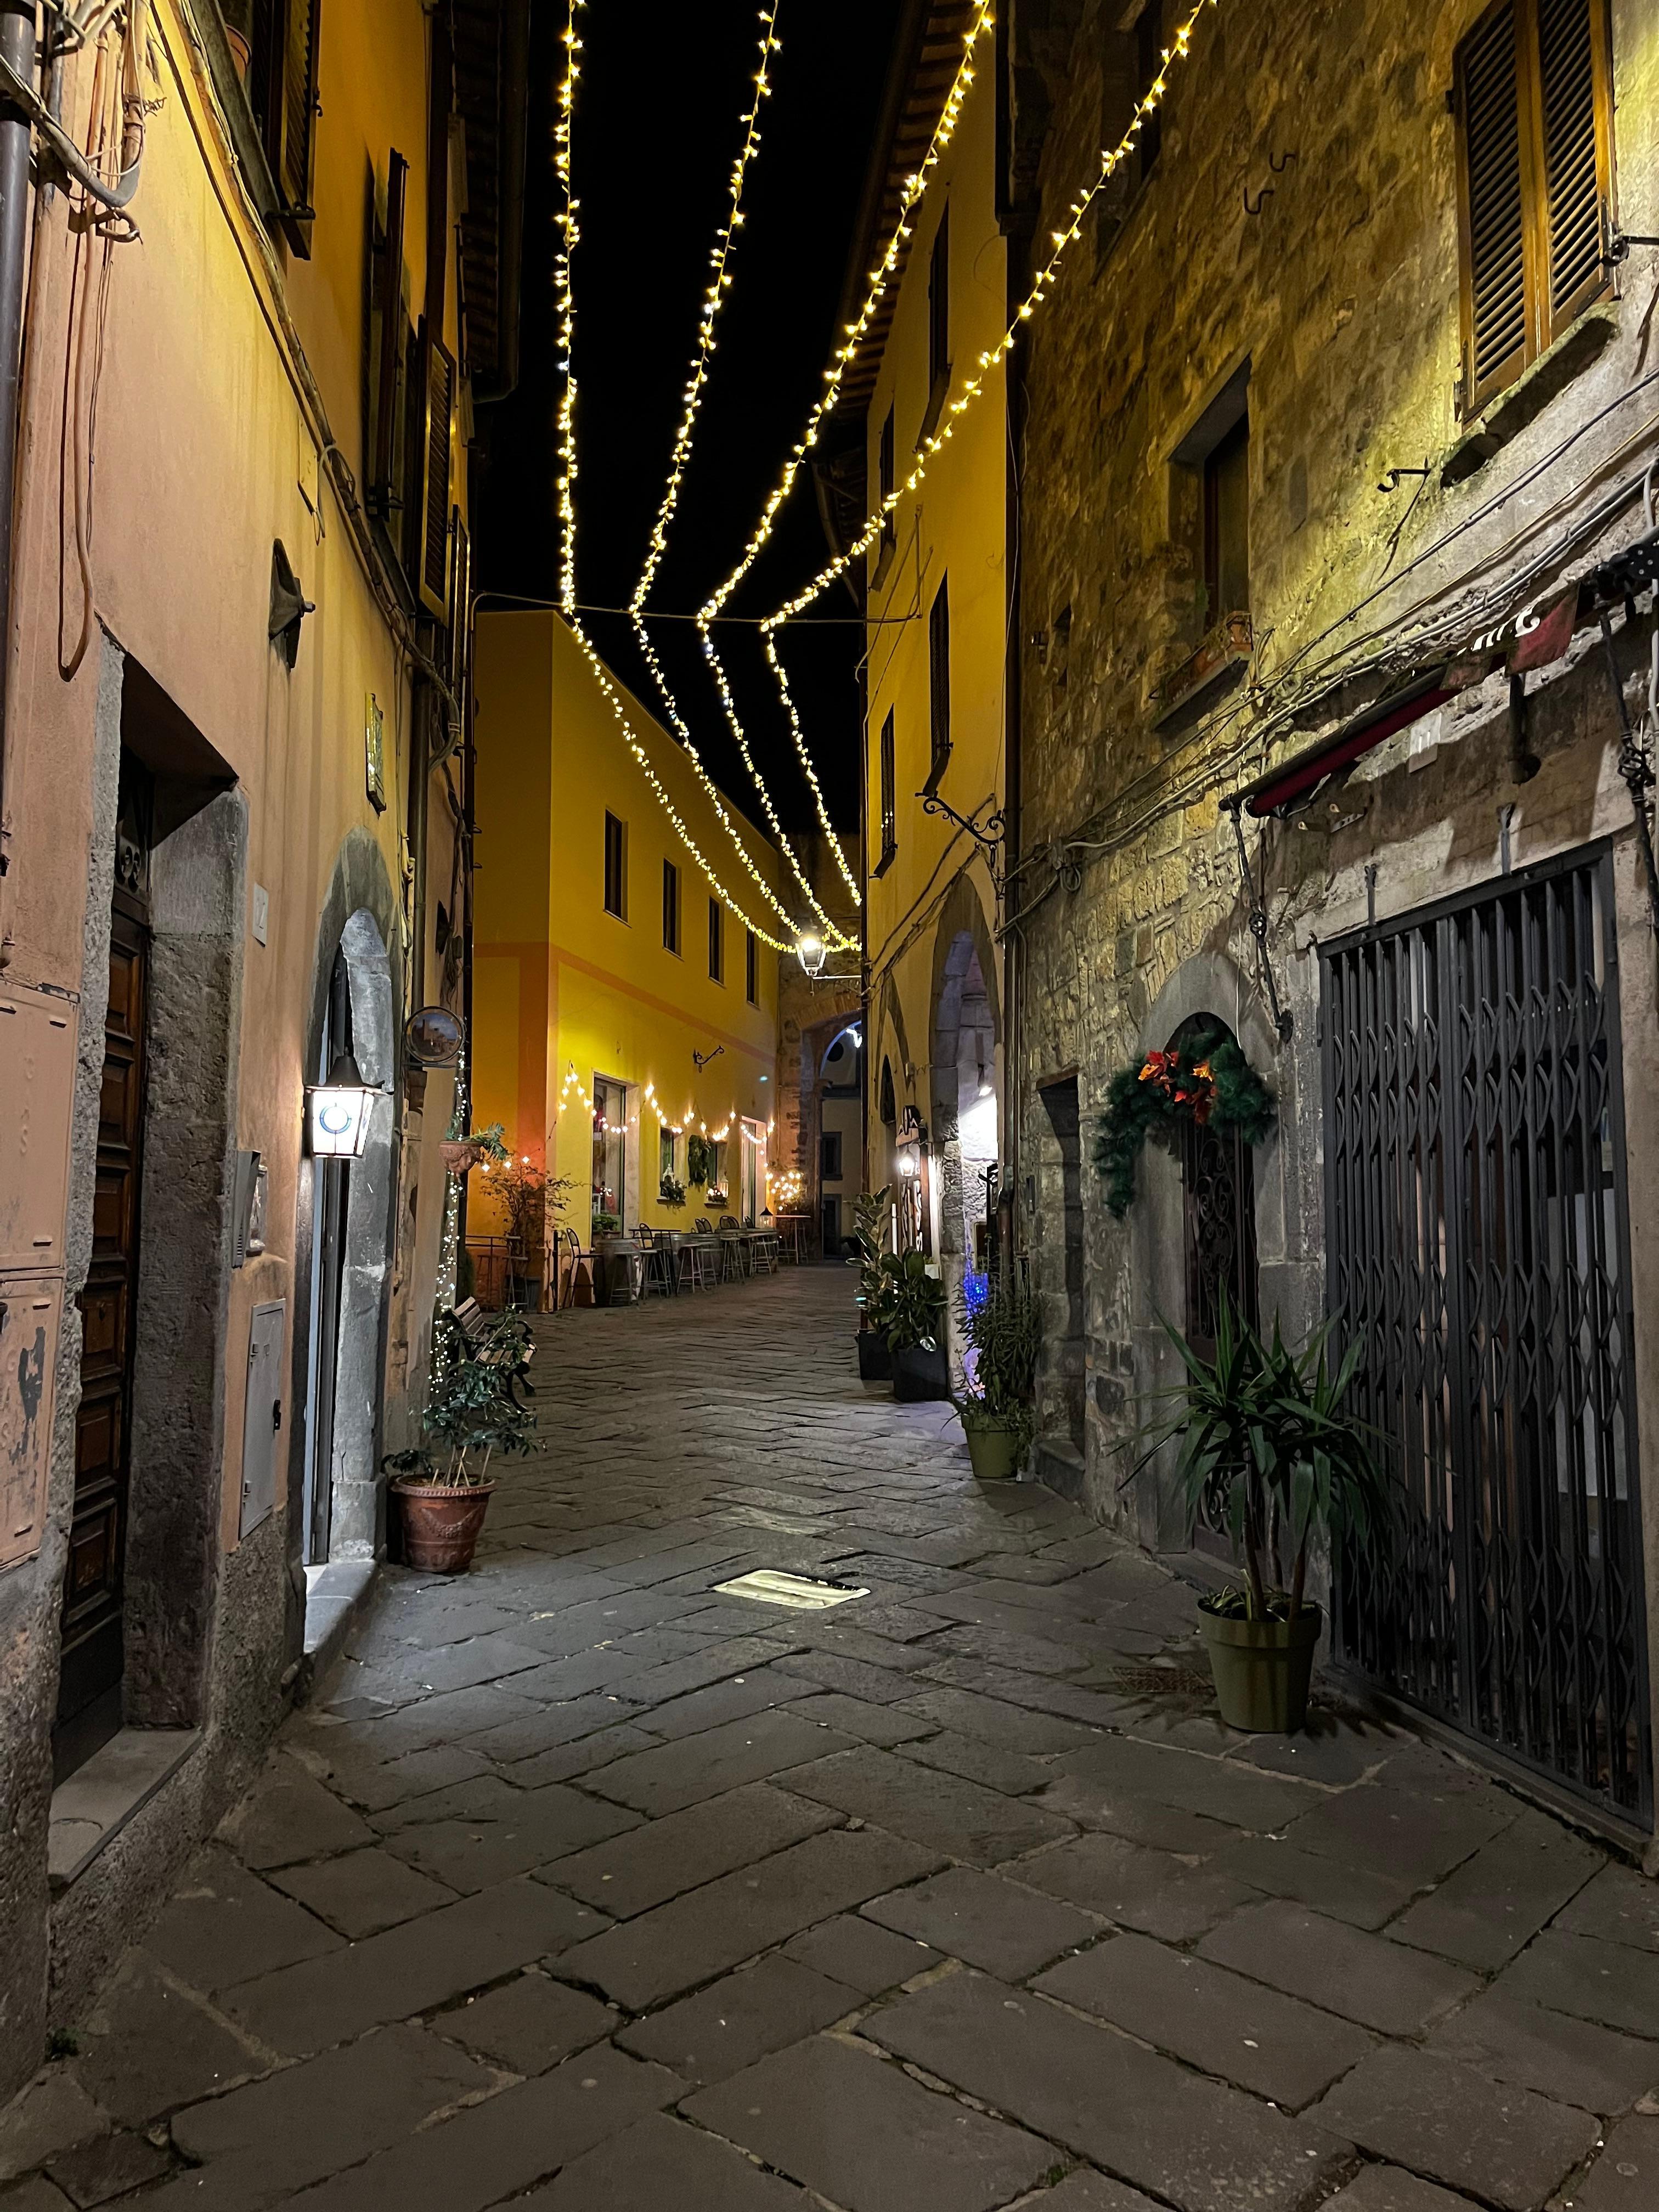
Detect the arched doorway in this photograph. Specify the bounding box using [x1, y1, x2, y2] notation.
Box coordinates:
[302, 909, 395, 1564]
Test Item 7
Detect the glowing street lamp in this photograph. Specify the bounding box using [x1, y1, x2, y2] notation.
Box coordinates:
[796, 932, 827, 976]
[306, 1052, 377, 1159]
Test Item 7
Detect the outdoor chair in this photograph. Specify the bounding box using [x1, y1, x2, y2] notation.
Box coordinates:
[558, 1224, 593, 1310]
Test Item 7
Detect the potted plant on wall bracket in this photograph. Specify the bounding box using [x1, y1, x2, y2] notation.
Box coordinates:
[383, 1306, 538, 1573]
[686, 1131, 711, 1188]
[955, 1267, 1041, 1480]
[883, 1251, 950, 1402]
[1093, 1021, 1274, 1217]
[847, 1187, 894, 1380]
[1129, 1291, 1390, 1733]
[439, 1118, 510, 1178]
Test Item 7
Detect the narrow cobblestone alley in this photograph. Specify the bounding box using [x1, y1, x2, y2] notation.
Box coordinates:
[5, 1271, 1658, 2212]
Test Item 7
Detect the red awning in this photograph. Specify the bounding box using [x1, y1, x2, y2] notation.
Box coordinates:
[1240, 675, 1455, 819]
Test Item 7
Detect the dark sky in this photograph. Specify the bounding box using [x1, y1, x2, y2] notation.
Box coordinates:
[476, 0, 902, 832]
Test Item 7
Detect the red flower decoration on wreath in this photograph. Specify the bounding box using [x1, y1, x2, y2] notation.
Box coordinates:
[1137, 1049, 1217, 1126]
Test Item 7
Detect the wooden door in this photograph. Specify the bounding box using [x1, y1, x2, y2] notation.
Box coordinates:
[58, 900, 149, 1743]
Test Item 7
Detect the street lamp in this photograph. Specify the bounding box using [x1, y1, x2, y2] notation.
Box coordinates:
[796, 933, 828, 977]
[306, 1051, 377, 1158]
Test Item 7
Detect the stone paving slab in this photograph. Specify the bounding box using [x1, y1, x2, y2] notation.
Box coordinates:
[1198, 1900, 1481, 2034]
[781, 1692, 935, 1744]
[779, 1745, 1076, 1865]
[218, 1758, 376, 1869]
[1036, 1930, 1377, 2110]
[1052, 1735, 1318, 1834]
[269, 1847, 456, 1938]
[780, 1912, 935, 1994]
[898, 1684, 1098, 1754]
[146, 1850, 343, 1989]
[1282, 1775, 1518, 1888]
[904, 1726, 1057, 1796]
[223, 1878, 605, 2056]
[1556, 1865, 1659, 1953]
[44, 2128, 170, 2205]
[625, 1668, 799, 1740]
[155, 2024, 492, 2211]
[1387, 1809, 1602, 1972]
[682, 2033, 1058, 2212]
[864, 1866, 1102, 1980]
[1571, 2113, 1659, 2211]
[1032, 1772, 1242, 1857]
[1008, 2174, 1165, 2211]
[1319, 2168, 1485, 2211]
[1020, 1832, 1260, 1942]
[1205, 1833, 1420, 1930]
[381, 1782, 640, 1892]
[70, 1959, 266, 2130]
[1425, 1990, 1659, 2117]
[615, 1954, 858, 2084]
[556, 1826, 943, 2010]
[579, 1710, 859, 1816]
[517, 2112, 813, 2209]
[863, 1971, 1350, 2212]
[1497, 1929, 1659, 2037]
[430, 1972, 618, 2075]
[277, 2044, 686, 2212]
[538, 1782, 839, 1917]
[1307, 2043, 1600, 2210]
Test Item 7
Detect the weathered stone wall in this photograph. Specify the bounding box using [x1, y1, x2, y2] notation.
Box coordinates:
[775, 833, 863, 1224]
[1007, 0, 1659, 1652]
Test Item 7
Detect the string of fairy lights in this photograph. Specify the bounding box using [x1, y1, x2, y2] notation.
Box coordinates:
[761, 0, 1216, 629]
[552, 0, 1219, 972]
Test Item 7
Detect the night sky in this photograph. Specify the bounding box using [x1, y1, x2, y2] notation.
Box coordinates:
[475, 0, 903, 832]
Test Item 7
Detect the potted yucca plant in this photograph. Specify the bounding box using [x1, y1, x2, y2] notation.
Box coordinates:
[1131, 1292, 1390, 1731]
[956, 1267, 1040, 1480]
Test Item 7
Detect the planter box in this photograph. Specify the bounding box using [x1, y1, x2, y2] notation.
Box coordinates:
[856, 1331, 893, 1382]
[893, 1342, 950, 1402]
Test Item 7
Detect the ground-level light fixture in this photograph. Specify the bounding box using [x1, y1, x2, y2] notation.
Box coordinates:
[796, 932, 827, 977]
[306, 1051, 377, 1158]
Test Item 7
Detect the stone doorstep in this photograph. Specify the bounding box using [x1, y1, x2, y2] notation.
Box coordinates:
[48, 1729, 201, 1894]
[300, 1560, 380, 1683]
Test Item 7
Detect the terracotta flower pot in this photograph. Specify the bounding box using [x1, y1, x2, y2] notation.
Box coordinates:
[392, 1479, 495, 1573]
[1198, 1601, 1322, 1733]
[439, 1139, 482, 1176]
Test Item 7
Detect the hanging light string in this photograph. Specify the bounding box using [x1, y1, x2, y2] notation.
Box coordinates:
[631, 4, 781, 622]
[618, 1, 814, 947]
[673, 0, 992, 928]
[760, 627, 863, 901]
[699, 625, 859, 946]
[763, 0, 1217, 629]
[697, 0, 995, 628]
[555, 0, 584, 616]
[554, 0, 798, 953]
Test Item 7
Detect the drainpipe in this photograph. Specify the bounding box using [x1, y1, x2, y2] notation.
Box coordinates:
[0, 0, 37, 922]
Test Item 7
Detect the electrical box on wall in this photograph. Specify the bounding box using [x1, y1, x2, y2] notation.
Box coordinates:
[0, 982, 76, 1273]
[240, 1301, 285, 1538]
[0, 1280, 61, 1570]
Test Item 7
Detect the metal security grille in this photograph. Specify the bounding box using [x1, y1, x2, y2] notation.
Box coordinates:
[1323, 847, 1651, 1824]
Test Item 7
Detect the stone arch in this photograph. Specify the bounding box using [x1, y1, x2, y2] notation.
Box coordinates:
[1125, 949, 1296, 1549]
[286, 836, 402, 1587]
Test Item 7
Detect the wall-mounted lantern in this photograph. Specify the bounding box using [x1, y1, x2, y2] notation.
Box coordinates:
[895, 1103, 928, 1180]
[306, 1052, 377, 1158]
[796, 933, 826, 977]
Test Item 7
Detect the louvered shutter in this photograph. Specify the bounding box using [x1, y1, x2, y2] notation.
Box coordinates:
[1458, 3, 1530, 409]
[449, 514, 471, 704]
[278, 0, 320, 252]
[1538, 0, 1611, 339]
[419, 336, 455, 618]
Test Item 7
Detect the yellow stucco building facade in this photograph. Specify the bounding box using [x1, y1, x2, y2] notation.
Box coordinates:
[848, 10, 1007, 1311]
[471, 613, 783, 1269]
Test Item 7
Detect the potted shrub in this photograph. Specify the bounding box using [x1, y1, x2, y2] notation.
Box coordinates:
[686, 1131, 711, 1188]
[384, 1307, 538, 1573]
[1133, 1293, 1389, 1733]
[846, 1187, 894, 1380]
[884, 1251, 950, 1401]
[956, 1267, 1040, 1480]
[439, 1119, 509, 1178]
[658, 1173, 687, 1210]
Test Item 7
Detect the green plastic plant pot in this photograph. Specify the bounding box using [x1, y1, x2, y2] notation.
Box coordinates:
[1198, 1602, 1322, 1733]
[963, 1420, 1022, 1481]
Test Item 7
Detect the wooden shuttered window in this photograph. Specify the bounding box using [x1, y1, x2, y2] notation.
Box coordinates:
[250, 0, 321, 254]
[418, 331, 456, 619]
[927, 577, 950, 790]
[1455, 0, 1614, 414]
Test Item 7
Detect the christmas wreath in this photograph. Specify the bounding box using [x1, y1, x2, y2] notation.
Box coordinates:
[1093, 1019, 1275, 1218]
